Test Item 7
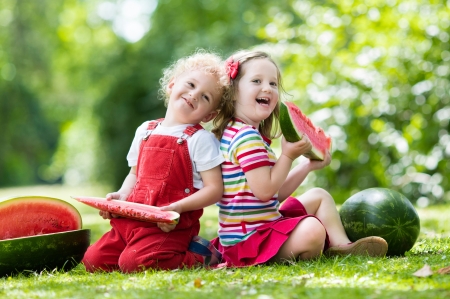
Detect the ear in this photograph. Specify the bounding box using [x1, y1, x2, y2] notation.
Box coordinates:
[166, 78, 175, 94]
[202, 110, 218, 123]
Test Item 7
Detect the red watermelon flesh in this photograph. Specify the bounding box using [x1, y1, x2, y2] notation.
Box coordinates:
[0, 196, 82, 240]
[279, 102, 332, 160]
[72, 196, 180, 224]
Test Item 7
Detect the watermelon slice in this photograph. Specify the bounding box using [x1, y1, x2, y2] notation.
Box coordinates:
[72, 196, 180, 224]
[279, 102, 332, 160]
[0, 196, 82, 240]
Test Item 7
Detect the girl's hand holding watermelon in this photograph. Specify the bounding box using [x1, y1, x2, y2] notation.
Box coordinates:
[280, 135, 312, 161]
[305, 150, 331, 171]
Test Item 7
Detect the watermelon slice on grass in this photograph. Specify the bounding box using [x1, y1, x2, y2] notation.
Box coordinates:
[279, 101, 332, 161]
[72, 196, 180, 224]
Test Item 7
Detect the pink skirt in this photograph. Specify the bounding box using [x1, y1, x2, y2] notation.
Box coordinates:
[210, 197, 330, 267]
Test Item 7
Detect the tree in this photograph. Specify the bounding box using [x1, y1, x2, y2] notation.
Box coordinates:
[257, 0, 450, 204]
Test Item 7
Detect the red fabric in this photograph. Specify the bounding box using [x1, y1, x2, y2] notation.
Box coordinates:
[210, 197, 330, 267]
[83, 121, 204, 272]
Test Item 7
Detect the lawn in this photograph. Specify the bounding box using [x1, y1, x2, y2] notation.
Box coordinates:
[0, 185, 449, 299]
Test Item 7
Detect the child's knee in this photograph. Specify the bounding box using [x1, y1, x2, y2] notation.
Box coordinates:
[82, 248, 112, 272]
[118, 249, 142, 272]
[310, 187, 332, 200]
[300, 217, 326, 247]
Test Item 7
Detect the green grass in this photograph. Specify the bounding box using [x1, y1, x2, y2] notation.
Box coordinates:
[0, 185, 449, 299]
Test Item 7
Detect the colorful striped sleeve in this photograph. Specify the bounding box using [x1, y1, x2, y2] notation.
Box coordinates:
[229, 126, 272, 173]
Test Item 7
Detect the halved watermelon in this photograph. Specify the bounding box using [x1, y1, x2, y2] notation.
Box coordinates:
[72, 196, 180, 224]
[279, 101, 332, 160]
[0, 229, 90, 276]
[0, 196, 82, 240]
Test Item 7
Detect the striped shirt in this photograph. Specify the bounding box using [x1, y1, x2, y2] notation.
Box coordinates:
[218, 118, 282, 246]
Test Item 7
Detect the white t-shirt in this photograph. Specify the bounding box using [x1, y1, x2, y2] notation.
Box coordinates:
[126, 121, 224, 189]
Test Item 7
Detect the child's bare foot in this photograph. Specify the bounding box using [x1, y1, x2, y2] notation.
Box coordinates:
[325, 236, 388, 257]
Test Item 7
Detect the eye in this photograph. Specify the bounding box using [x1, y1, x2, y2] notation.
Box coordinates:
[270, 81, 277, 87]
[187, 81, 194, 87]
[202, 94, 210, 102]
[252, 79, 261, 83]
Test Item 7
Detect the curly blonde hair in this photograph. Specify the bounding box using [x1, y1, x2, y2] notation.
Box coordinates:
[212, 50, 283, 140]
[159, 50, 229, 109]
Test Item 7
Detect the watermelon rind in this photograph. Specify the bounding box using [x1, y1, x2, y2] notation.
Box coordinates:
[279, 101, 302, 142]
[0, 229, 90, 277]
[0, 195, 82, 240]
[339, 188, 420, 256]
[279, 102, 326, 160]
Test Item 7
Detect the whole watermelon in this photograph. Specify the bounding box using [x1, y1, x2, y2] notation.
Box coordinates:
[339, 188, 420, 256]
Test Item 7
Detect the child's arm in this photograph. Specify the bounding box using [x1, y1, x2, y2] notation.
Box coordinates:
[245, 137, 312, 202]
[168, 165, 223, 212]
[158, 165, 223, 232]
[99, 167, 137, 219]
[277, 151, 331, 202]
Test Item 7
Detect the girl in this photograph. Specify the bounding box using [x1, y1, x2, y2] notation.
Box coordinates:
[82, 51, 228, 272]
[210, 50, 388, 266]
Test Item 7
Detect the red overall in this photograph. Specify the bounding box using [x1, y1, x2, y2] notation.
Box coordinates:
[82, 120, 204, 272]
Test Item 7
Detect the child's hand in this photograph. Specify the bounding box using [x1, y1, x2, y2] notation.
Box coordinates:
[308, 150, 332, 171]
[158, 203, 181, 232]
[281, 136, 312, 161]
[106, 192, 128, 201]
[157, 222, 177, 233]
[99, 192, 127, 219]
[160, 202, 183, 214]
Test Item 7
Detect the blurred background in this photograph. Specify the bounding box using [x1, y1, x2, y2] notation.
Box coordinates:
[1, 0, 449, 206]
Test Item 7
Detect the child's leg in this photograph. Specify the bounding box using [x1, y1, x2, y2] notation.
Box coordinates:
[270, 217, 326, 263]
[82, 228, 124, 272]
[297, 188, 388, 257]
[118, 225, 202, 272]
[296, 187, 350, 247]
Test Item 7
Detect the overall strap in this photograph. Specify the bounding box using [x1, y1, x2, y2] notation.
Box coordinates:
[147, 118, 164, 130]
[143, 118, 164, 140]
[183, 123, 204, 137]
[177, 123, 204, 144]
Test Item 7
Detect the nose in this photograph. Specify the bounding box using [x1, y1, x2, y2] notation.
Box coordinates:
[189, 90, 199, 101]
[262, 83, 272, 93]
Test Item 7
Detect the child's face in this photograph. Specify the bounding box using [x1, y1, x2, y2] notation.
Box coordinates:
[167, 70, 222, 124]
[234, 58, 279, 128]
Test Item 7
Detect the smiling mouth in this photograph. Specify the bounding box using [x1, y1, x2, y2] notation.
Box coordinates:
[256, 97, 270, 106]
[184, 98, 194, 109]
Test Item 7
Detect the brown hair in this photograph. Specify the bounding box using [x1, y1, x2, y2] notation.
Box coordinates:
[212, 50, 284, 140]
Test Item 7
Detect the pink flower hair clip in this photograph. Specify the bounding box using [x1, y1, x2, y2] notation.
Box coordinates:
[225, 57, 239, 81]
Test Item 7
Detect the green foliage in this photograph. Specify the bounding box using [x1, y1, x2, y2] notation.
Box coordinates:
[0, 1, 62, 186]
[0, 0, 448, 206]
[256, 0, 450, 204]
